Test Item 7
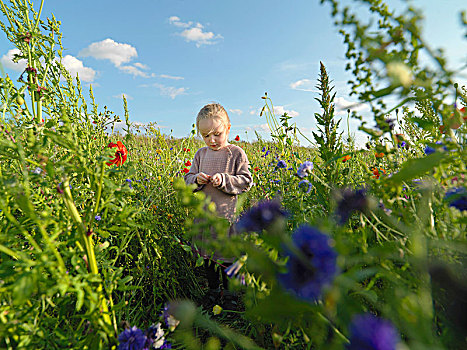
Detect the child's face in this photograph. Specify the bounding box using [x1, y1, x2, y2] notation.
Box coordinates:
[198, 117, 230, 151]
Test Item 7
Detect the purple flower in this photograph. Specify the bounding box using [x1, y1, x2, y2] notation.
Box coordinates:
[298, 180, 312, 194]
[424, 146, 435, 155]
[335, 188, 368, 224]
[125, 179, 133, 189]
[95, 215, 101, 221]
[347, 313, 399, 350]
[277, 160, 287, 168]
[118, 326, 147, 350]
[297, 161, 314, 178]
[278, 225, 337, 302]
[445, 187, 467, 212]
[236, 199, 288, 233]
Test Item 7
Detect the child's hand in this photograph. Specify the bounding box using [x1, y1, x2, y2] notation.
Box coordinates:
[211, 173, 222, 187]
[196, 172, 211, 185]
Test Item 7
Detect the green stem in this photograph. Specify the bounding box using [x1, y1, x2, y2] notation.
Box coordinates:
[61, 177, 112, 327]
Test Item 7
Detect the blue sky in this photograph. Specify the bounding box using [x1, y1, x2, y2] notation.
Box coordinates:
[1, 0, 466, 145]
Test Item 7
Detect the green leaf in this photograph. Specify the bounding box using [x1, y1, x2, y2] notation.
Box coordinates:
[195, 256, 204, 267]
[388, 152, 444, 184]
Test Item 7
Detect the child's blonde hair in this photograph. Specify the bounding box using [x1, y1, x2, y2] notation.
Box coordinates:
[196, 103, 230, 135]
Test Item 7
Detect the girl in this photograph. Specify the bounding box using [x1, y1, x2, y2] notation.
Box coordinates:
[184, 103, 252, 290]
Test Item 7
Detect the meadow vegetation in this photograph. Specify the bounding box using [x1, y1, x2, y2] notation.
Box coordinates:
[0, 0, 466, 349]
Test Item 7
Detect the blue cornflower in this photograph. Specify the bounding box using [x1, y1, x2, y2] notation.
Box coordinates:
[287, 167, 293, 171]
[445, 187, 467, 212]
[261, 146, 266, 152]
[236, 199, 288, 233]
[298, 180, 312, 194]
[125, 179, 133, 189]
[117, 326, 147, 350]
[95, 215, 101, 221]
[277, 160, 287, 168]
[335, 188, 368, 224]
[347, 313, 399, 350]
[278, 225, 337, 302]
[424, 146, 436, 155]
[297, 161, 314, 178]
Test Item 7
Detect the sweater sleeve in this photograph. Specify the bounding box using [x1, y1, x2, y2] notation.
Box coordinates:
[218, 149, 253, 195]
[184, 149, 204, 191]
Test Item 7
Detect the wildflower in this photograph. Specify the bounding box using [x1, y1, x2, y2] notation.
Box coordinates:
[445, 187, 467, 212]
[335, 188, 368, 224]
[95, 215, 101, 221]
[261, 147, 266, 152]
[347, 313, 399, 350]
[183, 148, 191, 152]
[117, 326, 147, 350]
[225, 256, 247, 278]
[398, 141, 406, 148]
[254, 167, 260, 172]
[106, 141, 128, 166]
[372, 167, 384, 179]
[125, 179, 133, 189]
[167, 214, 174, 219]
[342, 155, 351, 163]
[298, 179, 312, 194]
[277, 160, 287, 169]
[181, 168, 189, 174]
[156, 149, 162, 154]
[424, 146, 436, 155]
[145, 323, 166, 349]
[234, 135, 240, 141]
[185, 160, 191, 166]
[297, 161, 314, 178]
[278, 225, 337, 302]
[163, 304, 180, 332]
[212, 305, 223, 315]
[237, 199, 288, 233]
[32, 167, 42, 175]
[375, 152, 384, 158]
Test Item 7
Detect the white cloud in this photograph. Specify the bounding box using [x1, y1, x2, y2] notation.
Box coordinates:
[113, 93, 133, 100]
[154, 83, 187, 99]
[79, 38, 137, 67]
[119, 65, 152, 78]
[229, 109, 243, 115]
[169, 16, 222, 47]
[61, 55, 96, 82]
[273, 106, 299, 117]
[245, 123, 270, 132]
[334, 97, 370, 115]
[133, 62, 148, 70]
[290, 78, 315, 92]
[169, 16, 193, 28]
[1, 49, 27, 71]
[159, 74, 184, 80]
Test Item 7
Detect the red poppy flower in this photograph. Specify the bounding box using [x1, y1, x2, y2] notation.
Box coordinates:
[342, 155, 351, 163]
[185, 161, 192, 166]
[183, 148, 191, 152]
[235, 135, 240, 141]
[182, 168, 189, 173]
[106, 141, 128, 166]
[254, 167, 260, 172]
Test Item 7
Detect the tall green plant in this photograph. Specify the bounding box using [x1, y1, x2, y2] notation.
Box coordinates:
[313, 61, 344, 188]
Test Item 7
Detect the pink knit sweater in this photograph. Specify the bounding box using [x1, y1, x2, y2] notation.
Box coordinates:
[184, 144, 253, 222]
